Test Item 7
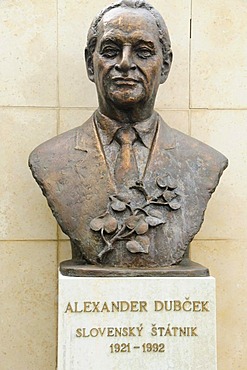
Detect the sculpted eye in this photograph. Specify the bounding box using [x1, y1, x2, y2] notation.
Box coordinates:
[136, 48, 154, 59]
[101, 47, 119, 58]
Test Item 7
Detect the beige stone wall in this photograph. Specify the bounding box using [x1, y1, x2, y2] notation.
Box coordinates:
[0, 1, 246, 369]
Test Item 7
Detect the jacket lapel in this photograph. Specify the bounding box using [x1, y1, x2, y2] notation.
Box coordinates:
[143, 115, 177, 186]
[74, 114, 177, 197]
[74, 115, 116, 195]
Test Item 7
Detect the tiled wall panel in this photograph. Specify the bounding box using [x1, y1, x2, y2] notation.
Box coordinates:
[191, 0, 247, 108]
[0, 241, 57, 370]
[0, 1, 57, 107]
[191, 110, 247, 240]
[0, 108, 57, 240]
[0, 1, 246, 369]
[191, 240, 247, 370]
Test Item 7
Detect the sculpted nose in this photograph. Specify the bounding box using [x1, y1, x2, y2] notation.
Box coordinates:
[115, 45, 136, 72]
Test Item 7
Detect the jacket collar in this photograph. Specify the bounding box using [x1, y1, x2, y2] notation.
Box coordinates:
[74, 111, 176, 153]
[94, 109, 158, 149]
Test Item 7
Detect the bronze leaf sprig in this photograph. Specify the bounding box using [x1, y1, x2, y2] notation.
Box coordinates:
[89, 173, 181, 262]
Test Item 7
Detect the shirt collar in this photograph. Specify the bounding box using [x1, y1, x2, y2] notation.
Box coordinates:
[94, 110, 158, 149]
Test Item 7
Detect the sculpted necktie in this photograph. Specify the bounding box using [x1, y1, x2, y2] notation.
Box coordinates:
[114, 127, 139, 188]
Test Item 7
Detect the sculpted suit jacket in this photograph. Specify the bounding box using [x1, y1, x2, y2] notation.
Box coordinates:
[29, 113, 228, 267]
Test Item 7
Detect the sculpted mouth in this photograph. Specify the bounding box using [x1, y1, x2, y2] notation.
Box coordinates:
[112, 77, 141, 86]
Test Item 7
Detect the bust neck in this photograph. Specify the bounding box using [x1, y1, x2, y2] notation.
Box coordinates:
[98, 100, 155, 125]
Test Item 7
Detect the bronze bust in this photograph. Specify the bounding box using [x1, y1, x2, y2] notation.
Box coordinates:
[29, 0, 228, 276]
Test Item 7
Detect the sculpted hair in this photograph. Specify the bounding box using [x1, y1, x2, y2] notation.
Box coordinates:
[86, 0, 172, 61]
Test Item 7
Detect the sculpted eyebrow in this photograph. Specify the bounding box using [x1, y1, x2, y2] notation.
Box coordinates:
[134, 40, 155, 49]
[100, 38, 121, 48]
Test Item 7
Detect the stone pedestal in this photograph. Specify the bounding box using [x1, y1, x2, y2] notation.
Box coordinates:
[57, 273, 217, 370]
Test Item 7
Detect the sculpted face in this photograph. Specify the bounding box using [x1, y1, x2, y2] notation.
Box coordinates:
[88, 8, 167, 116]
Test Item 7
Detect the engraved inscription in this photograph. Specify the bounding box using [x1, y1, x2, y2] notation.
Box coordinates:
[64, 299, 210, 313]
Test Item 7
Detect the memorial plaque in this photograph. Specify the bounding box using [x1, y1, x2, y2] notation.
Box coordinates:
[58, 274, 216, 370]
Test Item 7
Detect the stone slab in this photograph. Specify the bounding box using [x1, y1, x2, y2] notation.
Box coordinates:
[60, 259, 209, 277]
[58, 274, 216, 370]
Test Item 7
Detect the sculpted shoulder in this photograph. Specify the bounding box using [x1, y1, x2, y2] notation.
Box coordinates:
[173, 126, 227, 166]
[28, 116, 94, 180]
[158, 117, 228, 195]
[163, 119, 227, 169]
[179, 128, 226, 161]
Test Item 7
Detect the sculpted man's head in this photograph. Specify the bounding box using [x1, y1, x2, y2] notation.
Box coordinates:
[85, 0, 173, 121]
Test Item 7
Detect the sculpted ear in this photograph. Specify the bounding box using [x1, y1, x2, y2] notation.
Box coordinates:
[85, 48, 95, 83]
[160, 50, 173, 84]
